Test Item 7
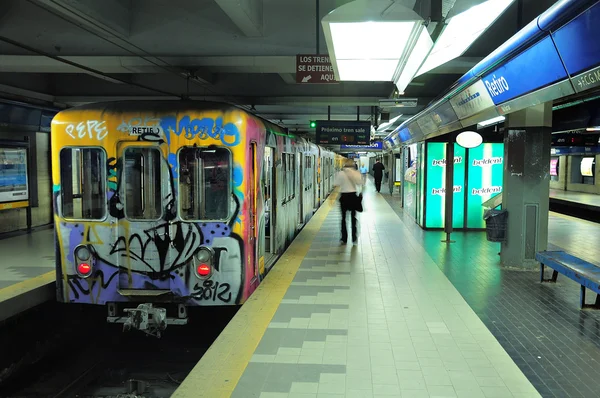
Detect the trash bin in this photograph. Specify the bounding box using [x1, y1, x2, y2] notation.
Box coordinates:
[484, 209, 507, 242]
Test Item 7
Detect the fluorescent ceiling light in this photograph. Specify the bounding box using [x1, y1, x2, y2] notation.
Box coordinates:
[586, 127, 600, 131]
[322, 0, 429, 82]
[395, 27, 433, 92]
[416, 0, 515, 77]
[478, 115, 505, 128]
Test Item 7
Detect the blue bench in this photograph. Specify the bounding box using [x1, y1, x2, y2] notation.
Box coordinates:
[536, 251, 600, 309]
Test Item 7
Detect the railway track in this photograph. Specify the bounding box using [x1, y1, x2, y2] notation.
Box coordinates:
[1, 305, 238, 397]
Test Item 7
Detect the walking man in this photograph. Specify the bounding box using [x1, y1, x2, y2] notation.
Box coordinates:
[372, 159, 385, 193]
[334, 159, 363, 244]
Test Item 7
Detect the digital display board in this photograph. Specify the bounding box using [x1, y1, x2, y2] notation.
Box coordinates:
[0, 148, 29, 203]
[425, 143, 465, 229]
[315, 120, 370, 145]
[466, 143, 504, 228]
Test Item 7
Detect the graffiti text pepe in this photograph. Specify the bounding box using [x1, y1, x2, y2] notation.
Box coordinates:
[66, 120, 108, 140]
[160, 115, 240, 147]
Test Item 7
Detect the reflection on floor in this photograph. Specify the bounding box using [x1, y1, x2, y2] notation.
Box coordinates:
[0, 228, 54, 289]
[384, 192, 600, 398]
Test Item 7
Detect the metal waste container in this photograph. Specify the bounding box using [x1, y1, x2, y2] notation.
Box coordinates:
[484, 209, 507, 242]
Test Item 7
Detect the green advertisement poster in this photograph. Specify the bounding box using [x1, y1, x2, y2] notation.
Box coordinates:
[425, 143, 465, 229]
[467, 143, 504, 228]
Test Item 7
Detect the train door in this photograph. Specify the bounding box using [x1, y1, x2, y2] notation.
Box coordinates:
[250, 143, 258, 279]
[263, 147, 276, 261]
[298, 153, 304, 227]
[117, 142, 170, 292]
[312, 155, 318, 210]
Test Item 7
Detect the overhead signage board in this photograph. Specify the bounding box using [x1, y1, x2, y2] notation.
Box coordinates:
[431, 101, 459, 127]
[341, 141, 383, 150]
[449, 80, 495, 120]
[551, 3, 600, 78]
[551, 146, 600, 155]
[296, 54, 337, 84]
[315, 120, 370, 145]
[571, 65, 600, 93]
[416, 114, 438, 136]
[481, 36, 567, 105]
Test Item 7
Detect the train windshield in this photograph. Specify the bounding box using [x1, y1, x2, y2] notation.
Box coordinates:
[59, 147, 106, 220]
[179, 147, 230, 220]
[124, 147, 163, 220]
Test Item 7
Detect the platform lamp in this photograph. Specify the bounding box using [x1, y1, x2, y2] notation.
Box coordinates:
[321, 0, 433, 94]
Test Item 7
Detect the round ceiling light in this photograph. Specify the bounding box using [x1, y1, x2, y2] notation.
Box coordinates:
[456, 131, 483, 149]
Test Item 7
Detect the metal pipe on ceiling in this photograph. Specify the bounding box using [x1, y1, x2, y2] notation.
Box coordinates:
[0, 35, 182, 99]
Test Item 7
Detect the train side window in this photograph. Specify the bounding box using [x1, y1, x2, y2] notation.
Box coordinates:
[179, 147, 230, 220]
[59, 147, 106, 220]
[124, 147, 162, 220]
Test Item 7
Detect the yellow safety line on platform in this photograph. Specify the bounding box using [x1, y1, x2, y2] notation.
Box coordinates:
[173, 192, 338, 398]
[0, 271, 54, 303]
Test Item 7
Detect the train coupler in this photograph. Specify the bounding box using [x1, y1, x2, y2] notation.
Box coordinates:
[107, 303, 188, 338]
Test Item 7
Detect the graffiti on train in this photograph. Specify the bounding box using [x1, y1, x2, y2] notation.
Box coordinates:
[160, 115, 240, 147]
[65, 120, 108, 140]
[192, 280, 232, 303]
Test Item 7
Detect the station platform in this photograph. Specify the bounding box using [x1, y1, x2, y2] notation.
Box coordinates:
[549, 189, 600, 222]
[174, 186, 545, 398]
[0, 228, 55, 322]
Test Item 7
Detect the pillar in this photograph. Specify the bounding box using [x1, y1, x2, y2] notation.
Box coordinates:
[500, 102, 552, 268]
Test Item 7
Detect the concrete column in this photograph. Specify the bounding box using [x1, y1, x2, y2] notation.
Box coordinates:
[500, 102, 552, 268]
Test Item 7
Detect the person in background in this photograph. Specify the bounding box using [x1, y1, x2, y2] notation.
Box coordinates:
[334, 159, 363, 244]
[372, 159, 385, 193]
[360, 164, 368, 183]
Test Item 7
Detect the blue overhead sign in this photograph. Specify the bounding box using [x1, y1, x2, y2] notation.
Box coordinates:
[481, 36, 568, 105]
[341, 141, 382, 150]
[551, 146, 600, 156]
[552, 2, 600, 77]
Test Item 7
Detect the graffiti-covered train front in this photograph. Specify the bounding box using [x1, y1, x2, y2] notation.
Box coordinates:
[51, 101, 341, 333]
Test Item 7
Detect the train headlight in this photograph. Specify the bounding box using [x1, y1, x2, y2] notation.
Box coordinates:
[194, 247, 214, 278]
[75, 245, 91, 261]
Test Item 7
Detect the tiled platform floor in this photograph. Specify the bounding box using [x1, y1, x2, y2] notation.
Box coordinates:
[0, 228, 55, 289]
[384, 194, 600, 398]
[231, 186, 540, 398]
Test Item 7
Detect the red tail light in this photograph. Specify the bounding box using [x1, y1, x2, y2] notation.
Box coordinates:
[78, 262, 92, 276]
[197, 263, 211, 277]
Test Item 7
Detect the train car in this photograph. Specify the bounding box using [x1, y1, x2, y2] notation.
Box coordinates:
[50, 101, 341, 336]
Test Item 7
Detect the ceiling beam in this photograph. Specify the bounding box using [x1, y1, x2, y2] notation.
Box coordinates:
[55, 95, 400, 107]
[0, 55, 480, 75]
[214, 0, 263, 37]
[29, 0, 131, 39]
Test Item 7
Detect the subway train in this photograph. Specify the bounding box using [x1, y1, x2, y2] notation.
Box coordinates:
[51, 101, 343, 336]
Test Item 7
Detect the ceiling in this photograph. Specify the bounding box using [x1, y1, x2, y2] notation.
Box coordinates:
[0, 0, 559, 140]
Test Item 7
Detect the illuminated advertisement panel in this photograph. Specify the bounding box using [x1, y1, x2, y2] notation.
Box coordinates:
[466, 143, 504, 228]
[404, 144, 418, 220]
[550, 158, 558, 176]
[581, 157, 595, 177]
[0, 148, 29, 203]
[425, 143, 465, 229]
